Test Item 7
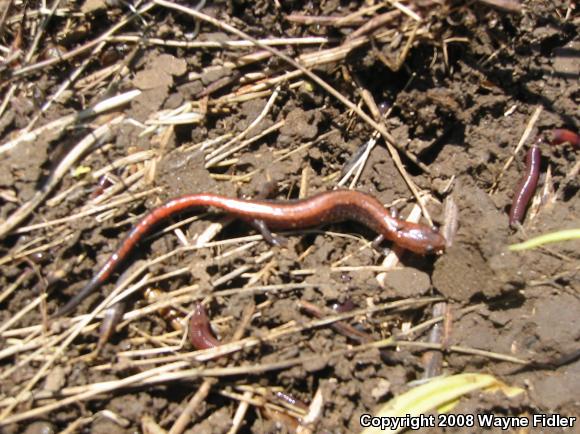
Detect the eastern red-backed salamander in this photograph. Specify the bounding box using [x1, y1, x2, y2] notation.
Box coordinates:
[55, 190, 446, 316]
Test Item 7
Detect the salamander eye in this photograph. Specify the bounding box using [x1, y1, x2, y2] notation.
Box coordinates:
[431, 225, 439, 233]
[424, 244, 434, 254]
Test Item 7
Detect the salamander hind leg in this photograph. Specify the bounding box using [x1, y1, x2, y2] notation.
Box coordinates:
[371, 234, 391, 256]
[371, 234, 384, 251]
[251, 219, 288, 247]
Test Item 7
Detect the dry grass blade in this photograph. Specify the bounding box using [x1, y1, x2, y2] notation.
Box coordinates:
[9, 2, 156, 79]
[227, 390, 254, 434]
[169, 379, 216, 434]
[0, 232, 75, 267]
[152, 0, 430, 173]
[0, 361, 190, 426]
[0, 294, 46, 334]
[0, 115, 126, 239]
[16, 187, 160, 233]
[110, 35, 331, 48]
[476, 0, 522, 12]
[491, 105, 543, 192]
[0, 321, 529, 426]
[346, 10, 402, 41]
[0, 89, 140, 154]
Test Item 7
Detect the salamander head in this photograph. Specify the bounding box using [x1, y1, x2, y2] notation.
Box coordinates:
[394, 222, 447, 255]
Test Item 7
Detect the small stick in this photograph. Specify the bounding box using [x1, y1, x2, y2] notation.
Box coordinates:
[0, 116, 125, 239]
[346, 10, 401, 41]
[0, 294, 46, 334]
[286, 14, 366, 26]
[228, 390, 254, 434]
[491, 105, 542, 192]
[109, 35, 331, 49]
[386, 0, 423, 21]
[205, 120, 284, 168]
[421, 302, 449, 379]
[152, 0, 431, 186]
[299, 300, 373, 344]
[15, 187, 160, 233]
[10, 2, 156, 79]
[168, 378, 216, 434]
[476, 0, 522, 12]
[0, 84, 16, 119]
[205, 87, 280, 165]
[0, 89, 140, 154]
[441, 196, 459, 249]
[285, 1, 388, 27]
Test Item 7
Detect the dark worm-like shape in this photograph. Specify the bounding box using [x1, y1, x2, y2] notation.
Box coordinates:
[509, 145, 541, 226]
[189, 302, 220, 350]
[550, 129, 579, 149]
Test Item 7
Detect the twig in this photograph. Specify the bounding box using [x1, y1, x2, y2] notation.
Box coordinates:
[0, 89, 140, 154]
[16, 187, 160, 233]
[346, 10, 401, 41]
[491, 106, 543, 192]
[0, 271, 151, 421]
[227, 390, 253, 434]
[9, 2, 156, 79]
[421, 302, 449, 379]
[0, 115, 126, 239]
[386, 0, 423, 22]
[205, 121, 284, 168]
[0, 294, 46, 334]
[0, 0, 13, 31]
[0, 84, 16, 118]
[152, 0, 431, 183]
[168, 379, 217, 434]
[109, 35, 331, 48]
[0, 271, 30, 304]
[204, 87, 280, 166]
[23, 0, 63, 63]
[475, 0, 522, 13]
[394, 340, 528, 364]
[0, 232, 74, 267]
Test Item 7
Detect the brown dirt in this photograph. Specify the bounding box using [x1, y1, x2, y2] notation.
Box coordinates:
[0, 0, 578, 432]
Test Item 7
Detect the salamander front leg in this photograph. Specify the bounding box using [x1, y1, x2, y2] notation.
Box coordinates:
[371, 234, 391, 256]
[251, 219, 288, 247]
